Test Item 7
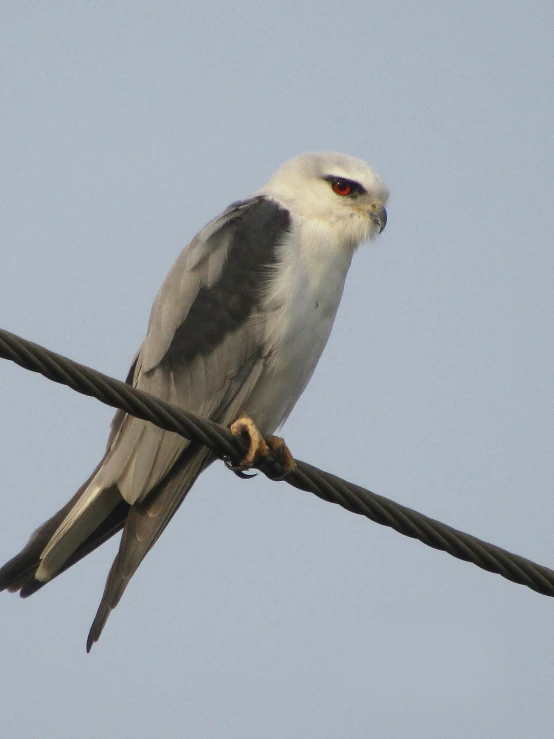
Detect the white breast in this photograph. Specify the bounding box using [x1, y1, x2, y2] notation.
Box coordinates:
[242, 220, 354, 434]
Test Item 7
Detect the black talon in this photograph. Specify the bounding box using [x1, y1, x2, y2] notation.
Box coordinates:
[223, 457, 258, 478]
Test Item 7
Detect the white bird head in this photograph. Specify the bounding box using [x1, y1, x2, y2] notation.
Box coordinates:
[261, 151, 389, 247]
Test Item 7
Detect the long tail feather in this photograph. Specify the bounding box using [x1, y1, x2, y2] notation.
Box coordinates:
[86, 444, 213, 651]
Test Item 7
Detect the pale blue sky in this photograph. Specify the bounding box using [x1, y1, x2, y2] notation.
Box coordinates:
[1, 2, 553, 737]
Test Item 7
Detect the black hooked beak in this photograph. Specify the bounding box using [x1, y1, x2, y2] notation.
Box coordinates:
[370, 206, 387, 234]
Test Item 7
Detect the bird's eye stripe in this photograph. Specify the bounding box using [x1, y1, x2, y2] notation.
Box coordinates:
[323, 176, 366, 197]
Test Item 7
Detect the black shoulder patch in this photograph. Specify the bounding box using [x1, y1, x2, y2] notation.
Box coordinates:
[164, 198, 290, 367]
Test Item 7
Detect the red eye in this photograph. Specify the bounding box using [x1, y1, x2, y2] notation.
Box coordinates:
[332, 179, 352, 196]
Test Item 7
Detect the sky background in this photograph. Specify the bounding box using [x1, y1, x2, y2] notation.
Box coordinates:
[1, 2, 553, 737]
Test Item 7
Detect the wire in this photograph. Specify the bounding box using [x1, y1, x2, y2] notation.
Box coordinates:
[1, 326, 554, 598]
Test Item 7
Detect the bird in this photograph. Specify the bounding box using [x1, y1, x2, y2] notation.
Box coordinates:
[0, 151, 388, 650]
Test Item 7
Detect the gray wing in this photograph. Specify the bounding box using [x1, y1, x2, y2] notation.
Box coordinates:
[1, 195, 291, 648]
[95, 195, 290, 504]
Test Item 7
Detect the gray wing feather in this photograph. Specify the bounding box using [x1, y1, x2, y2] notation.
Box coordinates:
[95, 318, 266, 505]
[90, 197, 268, 506]
[142, 197, 262, 373]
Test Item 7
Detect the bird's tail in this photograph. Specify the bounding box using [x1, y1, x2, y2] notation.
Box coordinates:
[0, 462, 128, 596]
[0, 443, 213, 651]
[86, 443, 212, 651]
[0, 397, 137, 595]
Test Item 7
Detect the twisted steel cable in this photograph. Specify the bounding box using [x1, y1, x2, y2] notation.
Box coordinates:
[1, 326, 553, 598]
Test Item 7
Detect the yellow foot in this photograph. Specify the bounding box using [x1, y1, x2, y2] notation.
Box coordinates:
[265, 435, 297, 479]
[228, 416, 296, 479]
[230, 414, 269, 469]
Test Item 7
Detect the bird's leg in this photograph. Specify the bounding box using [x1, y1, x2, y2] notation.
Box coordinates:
[229, 414, 297, 478]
